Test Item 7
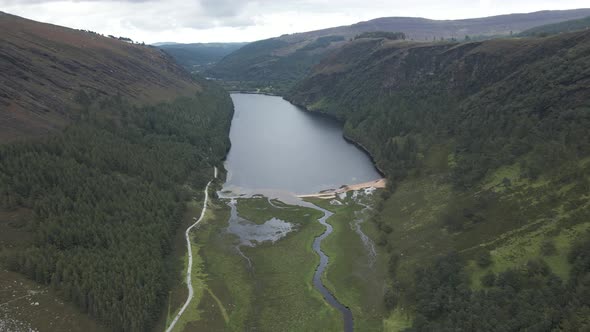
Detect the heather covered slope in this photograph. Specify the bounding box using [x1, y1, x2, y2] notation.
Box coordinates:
[208, 9, 590, 93]
[287, 30, 590, 329]
[0, 12, 199, 142]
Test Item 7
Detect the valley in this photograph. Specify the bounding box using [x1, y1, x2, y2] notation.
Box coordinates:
[1, 5, 590, 332]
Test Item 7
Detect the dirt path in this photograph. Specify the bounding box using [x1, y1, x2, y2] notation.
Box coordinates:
[165, 168, 216, 332]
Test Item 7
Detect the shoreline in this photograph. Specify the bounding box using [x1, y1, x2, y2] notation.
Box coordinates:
[297, 178, 387, 199]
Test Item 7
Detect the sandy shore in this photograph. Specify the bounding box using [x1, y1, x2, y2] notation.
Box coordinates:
[297, 178, 387, 199]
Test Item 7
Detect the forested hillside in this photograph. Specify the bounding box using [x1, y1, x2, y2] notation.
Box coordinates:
[0, 12, 234, 331]
[0, 80, 233, 331]
[208, 9, 590, 93]
[287, 30, 590, 329]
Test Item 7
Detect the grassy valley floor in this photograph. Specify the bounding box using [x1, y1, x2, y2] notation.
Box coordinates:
[166, 184, 347, 331]
[164, 158, 590, 332]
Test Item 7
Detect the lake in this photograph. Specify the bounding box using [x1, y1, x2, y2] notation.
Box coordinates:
[223, 93, 381, 194]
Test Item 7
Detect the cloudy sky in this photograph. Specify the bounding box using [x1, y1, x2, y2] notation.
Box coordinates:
[2, 0, 588, 43]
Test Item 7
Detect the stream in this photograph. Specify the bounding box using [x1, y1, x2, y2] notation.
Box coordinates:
[311, 205, 354, 332]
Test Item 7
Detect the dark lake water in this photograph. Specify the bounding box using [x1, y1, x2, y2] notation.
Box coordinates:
[223, 93, 381, 194]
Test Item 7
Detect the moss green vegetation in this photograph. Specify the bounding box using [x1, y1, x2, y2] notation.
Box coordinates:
[235, 196, 316, 224]
[166, 203, 224, 332]
[287, 29, 590, 330]
[308, 195, 389, 331]
[0, 79, 233, 331]
[172, 195, 342, 331]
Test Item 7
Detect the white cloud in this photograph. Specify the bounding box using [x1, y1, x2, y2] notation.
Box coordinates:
[1, 0, 589, 43]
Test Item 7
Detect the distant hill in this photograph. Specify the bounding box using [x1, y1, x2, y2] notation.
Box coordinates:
[519, 15, 590, 36]
[209, 9, 590, 93]
[0, 12, 199, 142]
[157, 42, 248, 72]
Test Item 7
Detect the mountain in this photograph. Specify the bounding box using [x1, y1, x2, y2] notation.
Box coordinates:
[519, 15, 590, 36]
[157, 42, 248, 72]
[287, 30, 590, 329]
[0, 12, 199, 142]
[0, 12, 234, 331]
[209, 9, 590, 93]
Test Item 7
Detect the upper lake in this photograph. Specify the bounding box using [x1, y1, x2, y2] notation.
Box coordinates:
[223, 93, 381, 194]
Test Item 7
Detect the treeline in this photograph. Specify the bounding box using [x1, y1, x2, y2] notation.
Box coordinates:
[404, 234, 590, 331]
[0, 81, 233, 331]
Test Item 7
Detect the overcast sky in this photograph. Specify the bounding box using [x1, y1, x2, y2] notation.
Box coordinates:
[2, 0, 589, 43]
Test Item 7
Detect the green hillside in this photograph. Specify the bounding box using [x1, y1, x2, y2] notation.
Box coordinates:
[287, 30, 590, 330]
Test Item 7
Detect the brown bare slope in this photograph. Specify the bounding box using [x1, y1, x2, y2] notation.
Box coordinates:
[0, 12, 199, 142]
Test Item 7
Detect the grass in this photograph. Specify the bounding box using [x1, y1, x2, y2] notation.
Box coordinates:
[308, 193, 389, 331]
[171, 194, 342, 331]
[236, 197, 315, 225]
[164, 192, 233, 332]
[166, 154, 590, 331]
[383, 308, 412, 331]
[368, 148, 590, 328]
[467, 221, 590, 288]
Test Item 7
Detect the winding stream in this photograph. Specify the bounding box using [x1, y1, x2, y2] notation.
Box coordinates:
[311, 205, 354, 332]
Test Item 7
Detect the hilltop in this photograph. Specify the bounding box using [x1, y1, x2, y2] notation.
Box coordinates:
[0, 12, 199, 142]
[208, 9, 590, 93]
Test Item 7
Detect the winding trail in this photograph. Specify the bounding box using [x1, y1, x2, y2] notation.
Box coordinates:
[165, 168, 216, 332]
